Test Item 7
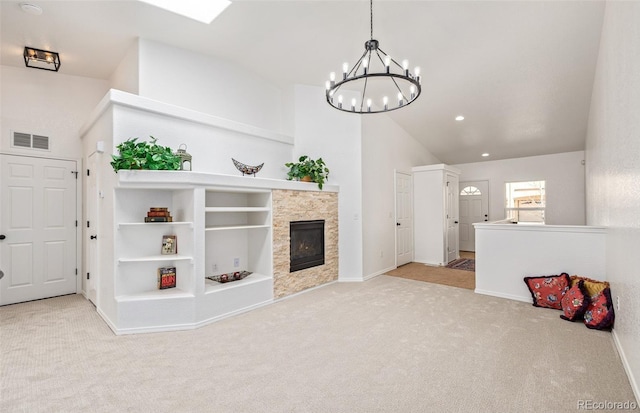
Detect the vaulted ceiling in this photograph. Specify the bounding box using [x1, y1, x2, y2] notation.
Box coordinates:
[0, 0, 606, 164]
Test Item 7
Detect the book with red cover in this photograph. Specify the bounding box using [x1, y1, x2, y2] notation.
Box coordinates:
[147, 211, 171, 217]
[157, 266, 176, 289]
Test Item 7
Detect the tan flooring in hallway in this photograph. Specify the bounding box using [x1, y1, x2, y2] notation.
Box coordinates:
[385, 251, 476, 290]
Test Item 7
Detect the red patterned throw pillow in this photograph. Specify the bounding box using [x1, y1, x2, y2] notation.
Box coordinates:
[560, 280, 590, 321]
[523, 273, 571, 310]
[584, 287, 615, 330]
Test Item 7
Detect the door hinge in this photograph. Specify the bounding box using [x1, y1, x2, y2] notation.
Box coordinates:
[87, 169, 90, 176]
[87, 272, 90, 280]
[87, 221, 90, 228]
[71, 171, 79, 179]
[75, 268, 78, 275]
[75, 220, 78, 227]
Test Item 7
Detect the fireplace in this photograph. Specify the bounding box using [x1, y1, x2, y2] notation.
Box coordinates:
[290, 220, 325, 272]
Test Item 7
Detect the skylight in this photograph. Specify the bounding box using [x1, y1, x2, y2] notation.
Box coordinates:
[139, 0, 231, 24]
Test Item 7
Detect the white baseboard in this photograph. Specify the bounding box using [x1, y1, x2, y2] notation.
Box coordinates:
[339, 275, 364, 282]
[474, 288, 532, 303]
[612, 329, 640, 403]
[363, 266, 396, 281]
[96, 308, 119, 335]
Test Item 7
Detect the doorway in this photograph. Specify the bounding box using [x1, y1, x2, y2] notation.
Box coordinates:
[445, 173, 459, 263]
[458, 180, 489, 252]
[0, 154, 78, 305]
[395, 171, 413, 267]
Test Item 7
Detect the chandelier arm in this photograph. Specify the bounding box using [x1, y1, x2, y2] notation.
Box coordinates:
[372, 49, 386, 68]
[360, 75, 370, 112]
[377, 47, 406, 71]
[389, 76, 410, 102]
[349, 49, 370, 79]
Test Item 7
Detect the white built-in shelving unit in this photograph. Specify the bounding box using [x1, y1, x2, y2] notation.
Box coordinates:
[106, 175, 280, 334]
[97, 170, 338, 334]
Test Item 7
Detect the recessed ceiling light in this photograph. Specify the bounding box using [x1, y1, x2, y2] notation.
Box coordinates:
[138, 0, 230, 24]
[455, 115, 464, 121]
[20, 3, 43, 15]
[481, 153, 490, 157]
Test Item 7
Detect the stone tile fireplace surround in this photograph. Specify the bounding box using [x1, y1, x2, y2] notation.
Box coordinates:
[273, 190, 339, 298]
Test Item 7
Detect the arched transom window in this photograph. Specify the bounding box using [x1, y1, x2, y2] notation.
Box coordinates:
[460, 186, 481, 196]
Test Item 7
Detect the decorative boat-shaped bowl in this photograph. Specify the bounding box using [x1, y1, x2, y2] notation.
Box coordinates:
[232, 158, 264, 176]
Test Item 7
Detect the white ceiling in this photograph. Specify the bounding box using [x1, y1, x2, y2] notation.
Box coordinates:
[0, 0, 606, 164]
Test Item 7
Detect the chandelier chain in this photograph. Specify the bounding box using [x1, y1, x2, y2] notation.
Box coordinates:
[370, 0, 373, 40]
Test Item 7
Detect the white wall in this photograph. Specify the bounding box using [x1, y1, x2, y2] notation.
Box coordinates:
[294, 85, 363, 281]
[361, 115, 440, 278]
[0, 65, 109, 159]
[137, 39, 285, 135]
[585, 1, 640, 399]
[109, 39, 139, 95]
[453, 151, 586, 225]
[475, 224, 606, 302]
[109, 96, 293, 179]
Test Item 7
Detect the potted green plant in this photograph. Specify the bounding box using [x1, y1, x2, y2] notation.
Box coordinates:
[285, 155, 330, 190]
[110, 136, 181, 172]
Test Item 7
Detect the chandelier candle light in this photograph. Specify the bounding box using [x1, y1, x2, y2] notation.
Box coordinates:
[325, 0, 421, 114]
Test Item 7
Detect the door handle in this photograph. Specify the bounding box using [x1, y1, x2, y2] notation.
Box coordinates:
[396, 223, 401, 226]
[0, 234, 5, 240]
[454, 221, 459, 224]
[90, 235, 97, 240]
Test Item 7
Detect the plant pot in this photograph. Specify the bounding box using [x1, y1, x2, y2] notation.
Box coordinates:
[300, 175, 313, 182]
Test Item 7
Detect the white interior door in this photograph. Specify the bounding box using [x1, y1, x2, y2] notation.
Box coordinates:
[459, 181, 489, 252]
[0, 154, 77, 305]
[395, 171, 413, 267]
[445, 173, 459, 263]
[86, 153, 99, 305]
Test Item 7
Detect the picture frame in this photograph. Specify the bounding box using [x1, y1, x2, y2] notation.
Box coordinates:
[161, 235, 177, 255]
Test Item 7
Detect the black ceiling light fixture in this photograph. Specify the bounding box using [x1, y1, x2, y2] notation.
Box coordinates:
[23, 46, 61, 72]
[325, 0, 421, 114]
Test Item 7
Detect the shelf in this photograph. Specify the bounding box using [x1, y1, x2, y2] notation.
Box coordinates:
[118, 255, 193, 264]
[116, 287, 194, 302]
[204, 207, 270, 213]
[205, 224, 270, 232]
[204, 272, 271, 294]
[118, 222, 193, 229]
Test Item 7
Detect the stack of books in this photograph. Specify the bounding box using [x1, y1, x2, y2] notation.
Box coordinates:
[145, 207, 172, 223]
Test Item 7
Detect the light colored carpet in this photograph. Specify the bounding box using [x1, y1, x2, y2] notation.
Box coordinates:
[1, 276, 636, 413]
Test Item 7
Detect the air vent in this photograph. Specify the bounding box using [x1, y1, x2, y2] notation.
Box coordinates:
[32, 135, 50, 150]
[13, 132, 31, 148]
[11, 131, 50, 151]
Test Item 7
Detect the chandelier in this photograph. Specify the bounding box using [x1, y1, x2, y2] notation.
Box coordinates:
[325, 0, 421, 114]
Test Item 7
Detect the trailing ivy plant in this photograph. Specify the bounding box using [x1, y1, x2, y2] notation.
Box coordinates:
[110, 136, 181, 172]
[285, 155, 330, 190]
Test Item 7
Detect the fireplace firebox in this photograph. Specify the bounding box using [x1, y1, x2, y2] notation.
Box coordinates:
[290, 220, 325, 272]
